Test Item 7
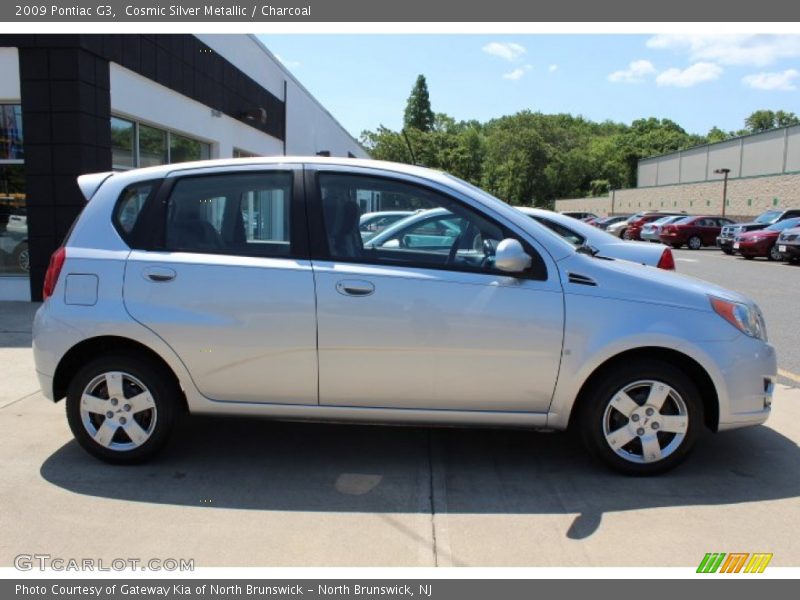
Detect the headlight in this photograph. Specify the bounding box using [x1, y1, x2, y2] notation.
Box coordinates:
[710, 296, 768, 341]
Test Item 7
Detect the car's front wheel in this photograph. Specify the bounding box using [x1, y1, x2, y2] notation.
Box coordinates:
[768, 244, 782, 261]
[66, 355, 178, 464]
[578, 360, 702, 475]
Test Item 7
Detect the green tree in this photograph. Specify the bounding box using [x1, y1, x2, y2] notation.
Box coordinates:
[745, 110, 777, 132]
[775, 110, 800, 128]
[403, 75, 435, 132]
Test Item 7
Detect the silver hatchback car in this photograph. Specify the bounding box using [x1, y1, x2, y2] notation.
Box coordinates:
[33, 158, 776, 474]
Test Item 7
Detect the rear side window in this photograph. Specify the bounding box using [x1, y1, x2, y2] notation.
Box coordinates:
[114, 182, 156, 241]
[165, 172, 293, 257]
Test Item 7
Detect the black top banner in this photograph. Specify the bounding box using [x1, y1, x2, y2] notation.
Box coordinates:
[2, 0, 800, 22]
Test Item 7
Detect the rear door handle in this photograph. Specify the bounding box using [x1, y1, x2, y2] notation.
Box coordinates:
[143, 266, 177, 282]
[335, 279, 375, 297]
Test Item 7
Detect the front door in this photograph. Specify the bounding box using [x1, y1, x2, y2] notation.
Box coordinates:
[308, 168, 564, 413]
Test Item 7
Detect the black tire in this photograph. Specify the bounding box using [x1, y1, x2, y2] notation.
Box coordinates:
[66, 354, 178, 464]
[577, 360, 703, 475]
[619, 228, 628, 239]
[768, 244, 782, 261]
[688, 236, 702, 250]
[743, 255, 755, 260]
[722, 249, 733, 255]
[671, 244, 682, 250]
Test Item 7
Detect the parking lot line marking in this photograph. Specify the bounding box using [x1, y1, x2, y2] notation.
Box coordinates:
[778, 368, 800, 384]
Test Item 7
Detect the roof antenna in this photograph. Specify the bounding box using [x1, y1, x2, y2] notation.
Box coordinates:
[401, 129, 418, 165]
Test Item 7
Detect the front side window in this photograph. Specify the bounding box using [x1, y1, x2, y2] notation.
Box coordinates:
[318, 173, 531, 275]
[166, 172, 292, 257]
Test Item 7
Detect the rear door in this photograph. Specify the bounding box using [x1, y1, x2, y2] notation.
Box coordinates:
[122, 165, 319, 405]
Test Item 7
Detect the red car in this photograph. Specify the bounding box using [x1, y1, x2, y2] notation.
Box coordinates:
[734, 216, 800, 260]
[624, 212, 686, 241]
[659, 216, 735, 249]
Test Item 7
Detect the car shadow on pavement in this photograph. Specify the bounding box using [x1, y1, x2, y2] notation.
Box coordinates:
[40, 416, 800, 539]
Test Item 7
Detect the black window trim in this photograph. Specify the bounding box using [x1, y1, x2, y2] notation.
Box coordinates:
[127, 168, 309, 260]
[304, 169, 548, 281]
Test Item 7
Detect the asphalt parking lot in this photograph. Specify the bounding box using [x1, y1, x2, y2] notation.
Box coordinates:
[1, 250, 798, 568]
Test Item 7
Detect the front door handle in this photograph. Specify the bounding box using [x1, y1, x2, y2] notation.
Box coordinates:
[144, 266, 177, 282]
[335, 279, 375, 297]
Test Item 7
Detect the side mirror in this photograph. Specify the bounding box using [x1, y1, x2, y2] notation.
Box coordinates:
[494, 238, 532, 273]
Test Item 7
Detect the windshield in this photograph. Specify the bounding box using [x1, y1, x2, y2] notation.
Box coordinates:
[766, 217, 800, 231]
[755, 211, 782, 224]
[674, 216, 696, 225]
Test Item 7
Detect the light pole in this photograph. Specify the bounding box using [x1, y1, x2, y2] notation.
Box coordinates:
[714, 168, 730, 217]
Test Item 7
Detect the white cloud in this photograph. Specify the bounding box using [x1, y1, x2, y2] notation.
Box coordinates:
[742, 69, 800, 91]
[548, 64, 558, 72]
[502, 65, 533, 80]
[655, 62, 723, 87]
[608, 60, 656, 83]
[647, 34, 800, 67]
[275, 54, 301, 69]
[482, 42, 526, 62]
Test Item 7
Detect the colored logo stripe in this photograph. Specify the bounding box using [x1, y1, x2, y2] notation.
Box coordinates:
[744, 553, 773, 573]
[697, 552, 772, 573]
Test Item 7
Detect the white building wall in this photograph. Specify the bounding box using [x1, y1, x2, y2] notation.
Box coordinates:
[0, 48, 20, 100]
[198, 34, 368, 159]
[110, 63, 284, 158]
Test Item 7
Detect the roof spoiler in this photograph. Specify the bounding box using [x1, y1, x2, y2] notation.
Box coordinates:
[77, 172, 114, 202]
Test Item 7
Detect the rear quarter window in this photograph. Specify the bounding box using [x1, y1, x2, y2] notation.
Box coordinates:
[113, 182, 159, 243]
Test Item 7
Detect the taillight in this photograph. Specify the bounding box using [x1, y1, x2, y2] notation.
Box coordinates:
[657, 247, 675, 271]
[42, 246, 66, 300]
[662, 225, 675, 233]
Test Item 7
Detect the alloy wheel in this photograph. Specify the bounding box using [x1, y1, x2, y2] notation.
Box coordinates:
[79, 371, 157, 451]
[602, 379, 689, 464]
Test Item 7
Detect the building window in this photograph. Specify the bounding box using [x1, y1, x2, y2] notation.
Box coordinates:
[110, 116, 211, 170]
[1, 105, 24, 160]
[233, 148, 260, 158]
[1, 104, 27, 277]
[138, 124, 168, 167]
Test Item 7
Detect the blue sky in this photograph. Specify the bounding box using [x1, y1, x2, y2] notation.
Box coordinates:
[259, 34, 800, 139]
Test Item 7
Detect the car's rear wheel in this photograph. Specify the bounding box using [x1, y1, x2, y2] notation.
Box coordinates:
[688, 236, 702, 250]
[768, 244, 782, 261]
[66, 355, 177, 464]
[578, 360, 702, 475]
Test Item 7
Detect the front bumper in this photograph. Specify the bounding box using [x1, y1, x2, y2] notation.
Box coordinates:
[711, 335, 776, 431]
[736, 239, 771, 257]
[777, 243, 800, 260]
[716, 236, 735, 251]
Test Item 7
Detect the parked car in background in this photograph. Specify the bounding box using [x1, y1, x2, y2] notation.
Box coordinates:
[640, 216, 686, 243]
[518, 208, 676, 270]
[659, 216, 735, 250]
[359, 210, 414, 242]
[0, 212, 28, 273]
[606, 213, 641, 238]
[560, 211, 598, 221]
[33, 157, 775, 475]
[717, 208, 800, 254]
[625, 211, 687, 241]
[776, 226, 800, 263]
[593, 215, 630, 231]
[734, 217, 800, 260]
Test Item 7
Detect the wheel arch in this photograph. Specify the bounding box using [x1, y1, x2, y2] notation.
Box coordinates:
[566, 346, 719, 432]
[52, 336, 188, 412]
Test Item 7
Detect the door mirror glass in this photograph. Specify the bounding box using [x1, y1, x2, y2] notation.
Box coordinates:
[494, 239, 532, 273]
